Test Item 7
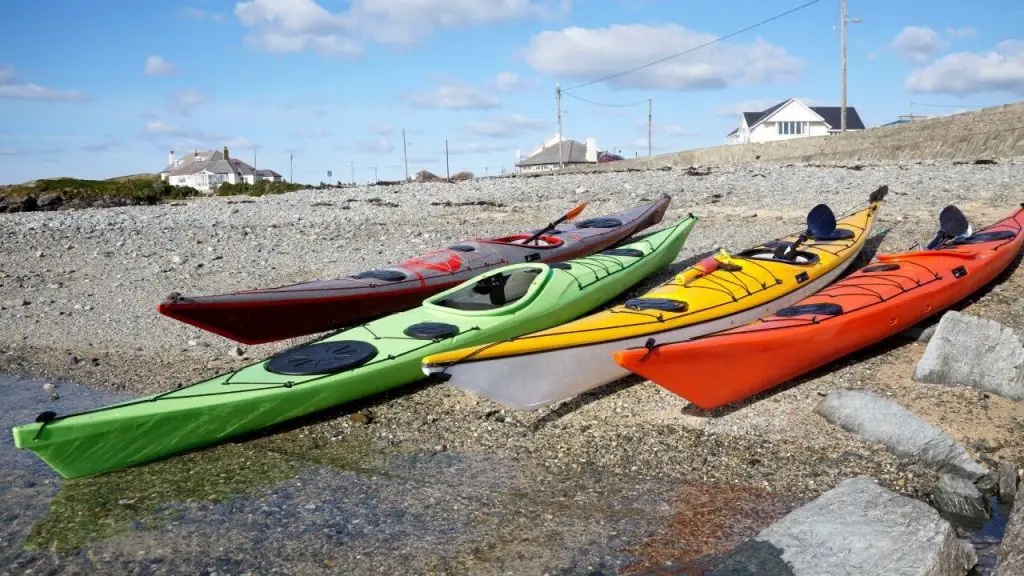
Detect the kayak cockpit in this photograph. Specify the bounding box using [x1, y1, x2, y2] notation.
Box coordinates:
[426, 265, 550, 313]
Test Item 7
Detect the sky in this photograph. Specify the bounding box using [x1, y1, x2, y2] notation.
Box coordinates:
[1, 0, 1022, 185]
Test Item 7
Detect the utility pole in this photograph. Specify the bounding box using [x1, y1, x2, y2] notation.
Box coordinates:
[350, 160, 354, 185]
[253, 148, 257, 179]
[647, 98, 652, 157]
[840, 0, 847, 133]
[445, 139, 450, 180]
[374, 165, 378, 183]
[402, 128, 409, 181]
[289, 153, 293, 183]
[556, 83, 564, 170]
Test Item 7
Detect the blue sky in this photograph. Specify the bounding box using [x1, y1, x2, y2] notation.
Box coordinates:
[1, 0, 1022, 185]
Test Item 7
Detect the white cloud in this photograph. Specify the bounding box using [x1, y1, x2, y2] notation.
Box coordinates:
[224, 136, 260, 150]
[467, 113, 546, 138]
[905, 40, 1024, 95]
[167, 89, 209, 116]
[522, 24, 802, 90]
[356, 137, 395, 154]
[180, 6, 228, 22]
[657, 124, 695, 138]
[143, 120, 223, 142]
[486, 71, 531, 92]
[0, 65, 88, 102]
[889, 26, 946, 65]
[0, 146, 25, 155]
[369, 124, 394, 135]
[233, 0, 565, 57]
[405, 80, 501, 110]
[145, 55, 179, 76]
[294, 128, 330, 138]
[81, 137, 120, 153]
[946, 26, 976, 39]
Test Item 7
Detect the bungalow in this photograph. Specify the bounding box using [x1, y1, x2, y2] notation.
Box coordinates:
[159, 147, 271, 193]
[725, 98, 866, 145]
[256, 169, 283, 182]
[515, 133, 599, 174]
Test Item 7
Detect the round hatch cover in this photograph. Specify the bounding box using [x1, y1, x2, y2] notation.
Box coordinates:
[404, 321, 460, 340]
[576, 217, 623, 229]
[266, 341, 379, 375]
[775, 303, 843, 317]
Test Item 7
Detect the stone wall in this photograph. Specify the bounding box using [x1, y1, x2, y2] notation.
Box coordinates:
[563, 101, 1024, 173]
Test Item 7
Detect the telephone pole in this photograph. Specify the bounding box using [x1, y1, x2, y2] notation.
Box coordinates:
[840, 0, 847, 133]
[445, 139, 450, 180]
[350, 160, 354, 185]
[374, 165, 378, 183]
[402, 128, 409, 181]
[289, 153, 293, 182]
[556, 83, 564, 170]
[647, 98, 652, 157]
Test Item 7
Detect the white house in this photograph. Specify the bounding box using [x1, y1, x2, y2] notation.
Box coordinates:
[159, 147, 274, 193]
[725, 98, 866, 145]
[515, 133, 599, 173]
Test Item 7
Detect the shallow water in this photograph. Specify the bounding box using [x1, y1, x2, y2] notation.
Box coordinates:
[1, 373, 749, 574]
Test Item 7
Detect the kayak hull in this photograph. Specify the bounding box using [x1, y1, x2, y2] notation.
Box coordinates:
[13, 215, 696, 479]
[423, 188, 886, 410]
[157, 197, 671, 344]
[614, 206, 1024, 410]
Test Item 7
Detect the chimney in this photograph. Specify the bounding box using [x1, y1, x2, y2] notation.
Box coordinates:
[169, 150, 175, 166]
[585, 137, 597, 163]
[222, 146, 230, 160]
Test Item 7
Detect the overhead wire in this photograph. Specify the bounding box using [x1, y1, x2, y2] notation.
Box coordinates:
[562, 91, 648, 108]
[562, 0, 825, 92]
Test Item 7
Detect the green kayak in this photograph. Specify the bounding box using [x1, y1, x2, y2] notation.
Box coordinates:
[13, 210, 697, 479]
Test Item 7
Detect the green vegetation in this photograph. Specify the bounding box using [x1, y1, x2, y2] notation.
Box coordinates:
[25, 431, 387, 551]
[214, 180, 306, 197]
[4, 175, 201, 202]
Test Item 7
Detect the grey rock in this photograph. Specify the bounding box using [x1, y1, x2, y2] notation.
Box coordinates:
[1000, 462, 1019, 504]
[710, 477, 976, 576]
[815, 389, 988, 481]
[998, 483, 1024, 575]
[913, 311, 1024, 401]
[228, 346, 245, 358]
[932, 474, 989, 520]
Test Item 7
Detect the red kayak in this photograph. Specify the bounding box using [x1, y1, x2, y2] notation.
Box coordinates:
[159, 196, 671, 344]
[613, 203, 1024, 410]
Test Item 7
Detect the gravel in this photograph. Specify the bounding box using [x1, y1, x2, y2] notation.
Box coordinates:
[2, 159, 1024, 573]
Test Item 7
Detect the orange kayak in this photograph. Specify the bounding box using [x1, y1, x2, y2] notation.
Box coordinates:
[613, 204, 1024, 410]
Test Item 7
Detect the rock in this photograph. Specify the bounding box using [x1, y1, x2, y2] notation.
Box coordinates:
[815, 389, 988, 481]
[350, 411, 373, 425]
[170, 254, 184, 264]
[228, 346, 245, 358]
[709, 477, 976, 576]
[37, 193, 64, 210]
[1000, 462, 1019, 504]
[42, 382, 54, 392]
[913, 311, 1024, 401]
[932, 474, 989, 521]
[999, 482, 1024, 575]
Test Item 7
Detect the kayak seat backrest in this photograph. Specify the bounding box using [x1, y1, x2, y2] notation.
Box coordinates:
[806, 227, 855, 241]
[738, 243, 820, 265]
[435, 268, 543, 311]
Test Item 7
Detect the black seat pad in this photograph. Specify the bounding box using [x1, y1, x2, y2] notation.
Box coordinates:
[806, 228, 854, 241]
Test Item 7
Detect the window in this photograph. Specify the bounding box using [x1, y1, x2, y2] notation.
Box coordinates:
[777, 121, 808, 136]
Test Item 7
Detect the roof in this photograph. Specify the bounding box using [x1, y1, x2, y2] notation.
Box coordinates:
[516, 139, 590, 166]
[257, 169, 282, 177]
[164, 150, 257, 177]
[726, 128, 739, 137]
[732, 98, 866, 134]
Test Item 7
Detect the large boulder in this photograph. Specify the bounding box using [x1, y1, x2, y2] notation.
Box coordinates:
[815, 389, 988, 481]
[998, 475, 1024, 575]
[709, 477, 976, 576]
[999, 462, 1019, 505]
[914, 311, 1024, 402]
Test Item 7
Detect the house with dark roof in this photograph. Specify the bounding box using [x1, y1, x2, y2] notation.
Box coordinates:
[725, 98, 866, 145]
[159, 147, 281, 193]
[515, 133, 599, 173]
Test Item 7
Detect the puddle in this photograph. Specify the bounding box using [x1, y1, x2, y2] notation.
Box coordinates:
[962, 495, 1013, 576]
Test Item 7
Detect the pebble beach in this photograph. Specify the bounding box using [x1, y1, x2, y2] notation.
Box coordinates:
[3, 159, 1024, 574]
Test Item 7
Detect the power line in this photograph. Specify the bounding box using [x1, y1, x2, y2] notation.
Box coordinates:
[563, 0, 824, 92]
[561, 91, 648, 108]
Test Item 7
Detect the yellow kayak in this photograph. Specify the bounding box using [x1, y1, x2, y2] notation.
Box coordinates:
[423, 186, 888, 410]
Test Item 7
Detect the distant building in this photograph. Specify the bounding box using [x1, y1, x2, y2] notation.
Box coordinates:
[881, 114, 929, 127]
[725, 98, 866, 145]
[515, 133, 599, 173]
[159, 147, 281, 193]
